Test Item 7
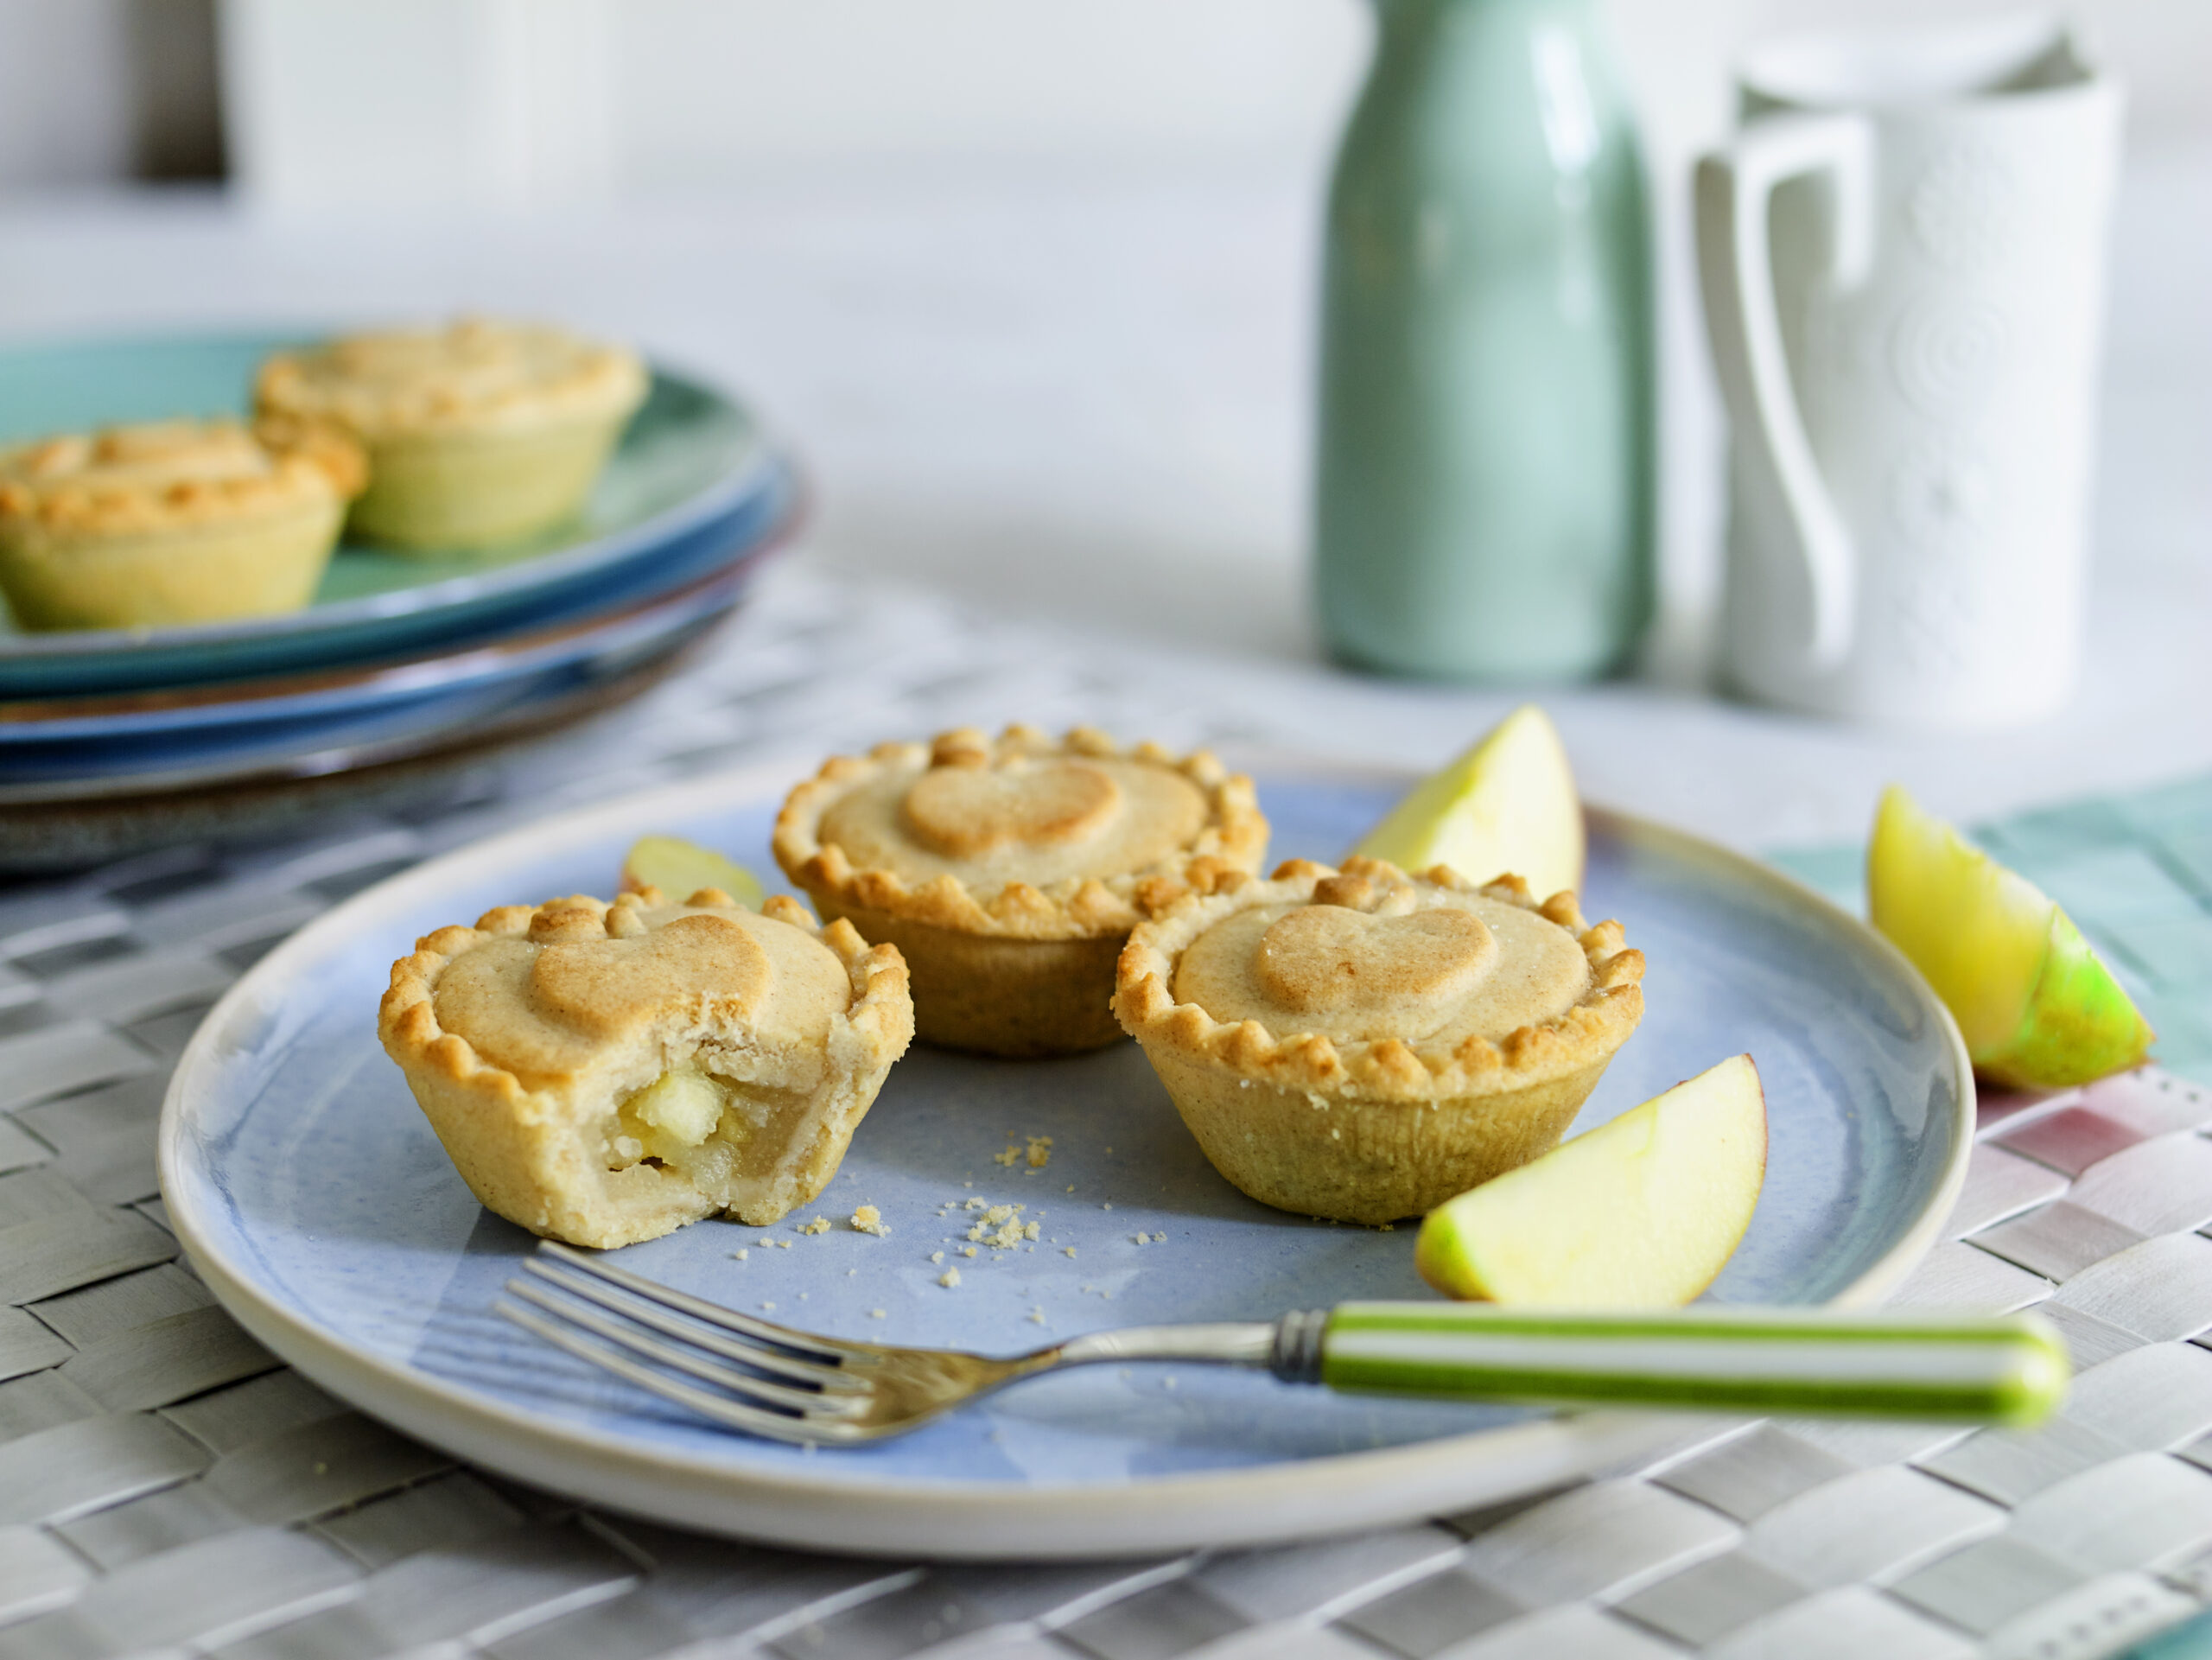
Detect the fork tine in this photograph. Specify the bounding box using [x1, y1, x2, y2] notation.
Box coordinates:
[520, 1258, 863, 1390]
[503, 1280, 866, 1418]
[494, 1301, 869, 1445]
[518, 1266, 862, 1398]
[534, 1241, 878, 1364]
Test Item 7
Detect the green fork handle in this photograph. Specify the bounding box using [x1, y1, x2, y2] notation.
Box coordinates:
[1276, 1303, 2068, 1426]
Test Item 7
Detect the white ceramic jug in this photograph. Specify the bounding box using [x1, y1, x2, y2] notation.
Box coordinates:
[1697, 18, 2122, 728]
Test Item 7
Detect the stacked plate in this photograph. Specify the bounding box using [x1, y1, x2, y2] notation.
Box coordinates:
[0, 332, 800, 867]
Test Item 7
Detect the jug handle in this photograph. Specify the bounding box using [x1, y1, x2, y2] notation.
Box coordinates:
[1696, 114, 1873, 668]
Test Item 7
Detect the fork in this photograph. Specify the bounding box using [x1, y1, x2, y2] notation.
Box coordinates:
[496, 1241, 2067, 1445]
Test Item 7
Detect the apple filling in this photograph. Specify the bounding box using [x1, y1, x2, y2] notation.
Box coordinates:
[606, 1060, 824, 1198]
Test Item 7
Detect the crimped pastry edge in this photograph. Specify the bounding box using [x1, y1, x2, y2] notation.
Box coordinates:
[257, 321, 649, 442]
[771, 723, 1271, 943]
[0, 417, 366, 537]
[377, 887, 912, 1104]
[1112, 855, 1645, 1102]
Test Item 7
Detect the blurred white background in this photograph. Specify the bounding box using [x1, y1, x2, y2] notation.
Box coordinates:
[3, 0, 2204, 200]
[0, 0, 2206, 821]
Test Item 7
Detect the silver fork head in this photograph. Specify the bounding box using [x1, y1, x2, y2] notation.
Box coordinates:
[493, 1241, 1046, 1444]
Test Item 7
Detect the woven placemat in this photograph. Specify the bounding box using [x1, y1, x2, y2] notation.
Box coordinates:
[1, 572, 2209, 1660]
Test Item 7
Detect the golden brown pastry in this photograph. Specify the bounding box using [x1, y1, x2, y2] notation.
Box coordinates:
[257, 319, 647, 551]
[0, 417, 364, 630]
[1115, 855, 1643, 1223]
[773, 725, 1268, 1057]
[379, 887, 911, 1249]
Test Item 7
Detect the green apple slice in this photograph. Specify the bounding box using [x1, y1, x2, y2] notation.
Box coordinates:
[620, 835, 765, 909]
[1352, 704, 1584, 901]
[1415, 1055, 1768, 1307]
[1868, 786, 2153, 1091]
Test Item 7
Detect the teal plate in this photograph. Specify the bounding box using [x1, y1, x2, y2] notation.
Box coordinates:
[0, 332, 794, 696]
[161, 761, 1974, 1559]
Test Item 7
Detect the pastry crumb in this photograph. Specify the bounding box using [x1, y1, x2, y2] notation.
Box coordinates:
[798, 1217, 830, 1236]
[930, 1250, 944, 1263]
[1024, 1221, 1041, 1241]
[993, 1142, 1021, 1167]
[938, 1268, 961, 1288]
[1027, 1307, 1046, 1325]
[869, 1308, 887, 1319]
[761, 1301, 777, 1311]
[1103, 1202, 1113, 1211]
[1027, 1135, 1053, 1168]
[1063, 1246, 1077, 1258]
[962, 1246, 978, 1258]
[1152, 1231, 1167, 1243]
[851, 1205, 887, 1236]
[731, 1249, 749, 1260]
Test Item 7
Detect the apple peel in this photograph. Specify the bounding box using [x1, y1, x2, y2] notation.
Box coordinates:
[1415, 1054, 1768, 1308]
[1868, 786, 2152, 1091]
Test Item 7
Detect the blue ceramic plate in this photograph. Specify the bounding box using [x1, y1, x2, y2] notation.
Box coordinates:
[160, 762, 1973, 1559]
[0, 557, 766, 800]
[0, 332, 796, 697]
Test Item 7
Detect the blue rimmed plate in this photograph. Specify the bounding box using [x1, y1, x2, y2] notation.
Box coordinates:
[159, 762, 1973, 1559]
[0, 543, 781, 798]
[0, 332, 796, 696]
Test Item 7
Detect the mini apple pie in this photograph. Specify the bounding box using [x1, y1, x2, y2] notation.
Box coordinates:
[773, 725, 1268, 1057]
[1114, 855, 1643, 1224]
[0, 417, 365, 630]
[257, 319, 648, 551]
[379, 887, 912, 1250]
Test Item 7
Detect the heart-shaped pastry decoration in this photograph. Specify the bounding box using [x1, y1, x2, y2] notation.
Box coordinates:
[527, 911, 773, 1039]
[1255, 906, 1496, 1018]
[901, 760, 1123, 858]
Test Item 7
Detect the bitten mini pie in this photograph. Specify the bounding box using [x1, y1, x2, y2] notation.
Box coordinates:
[257, 319, 648, 551]
[0, 417, 365, 630]
[1115, 855, 1644, 1224]
[774, 726, 1269, 1057]
[379, 887, 912, 1250]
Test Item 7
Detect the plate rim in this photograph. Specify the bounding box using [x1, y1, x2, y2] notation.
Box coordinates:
[157, 754, 1976, 1559]
[0, 328, 780, 662]
[0, 506, 796, 741]
[0, 581, 743, 805]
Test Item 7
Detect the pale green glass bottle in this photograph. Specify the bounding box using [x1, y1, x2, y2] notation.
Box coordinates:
[1315, 0, 1656, 681]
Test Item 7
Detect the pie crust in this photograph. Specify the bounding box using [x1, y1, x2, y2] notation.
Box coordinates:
[379, 887, 912, 1249]
[0, 417, 365, 630]
[256, 319, 649, 551]
[1114, 855, 1644, 1223]
[773, 725, 1268, 1056]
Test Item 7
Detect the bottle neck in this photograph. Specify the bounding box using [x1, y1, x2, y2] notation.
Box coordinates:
[1373, 0, 1605, 35]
